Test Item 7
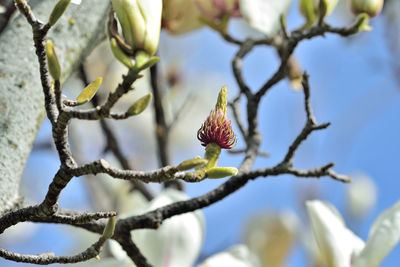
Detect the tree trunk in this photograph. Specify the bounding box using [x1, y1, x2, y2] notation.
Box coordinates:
[0, 0, 110, 214]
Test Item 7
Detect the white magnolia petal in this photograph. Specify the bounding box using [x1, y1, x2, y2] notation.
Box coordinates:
[353, 200, 400, 267]
[71, 0, 82, 5]
[138, 0, 162, 55]
[239, 0, 292, 36]
[306, 200, 365, 267]
[303, 229, 325, 267]
[121, 0, 146, 48]
[199, 244, 261, 267]
[132, 189, 205, 267]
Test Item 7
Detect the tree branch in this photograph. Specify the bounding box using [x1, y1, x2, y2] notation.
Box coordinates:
[116, 234, 152, 267]
[0, 236, 108, 265]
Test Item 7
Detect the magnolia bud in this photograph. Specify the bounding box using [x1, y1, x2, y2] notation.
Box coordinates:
[206, 167, 238, 178]
[111, 0, 162, 56]
[198, 87, 237, 151]
[287, 56, 303, 91]
[300, 0, 339, 26]
[215, 86, 227, 116]
[351, 0, 384, 17]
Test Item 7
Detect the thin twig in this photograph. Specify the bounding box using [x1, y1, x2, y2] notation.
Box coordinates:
[149, 63, 183, 190]
[228, 95, 247, 138]
[281, 73, 331, 164]
[150, 63, 170, 166]
[256, 18, 364, 101]
[167, 90, 196, 131]
[232, 39, 255, 98]
[228, 148, 270, 157]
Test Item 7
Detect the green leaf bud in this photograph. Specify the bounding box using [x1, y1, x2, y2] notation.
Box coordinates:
[177, 158, 208, 171]
[206, 167, 238, 179]
[300, 0, 318, 26]
[48, 0, 71, 26]
[76, 77, 102, 105]
[127, 93, 152, 116]
[102, 216, 116, 239]
[300, 0, 339, 26]
[45, 40, 61, 81]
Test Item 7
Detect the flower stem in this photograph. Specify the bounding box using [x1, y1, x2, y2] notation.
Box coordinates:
[204, 143, 221, 170]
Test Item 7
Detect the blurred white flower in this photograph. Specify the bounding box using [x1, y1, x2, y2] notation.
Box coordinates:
[162, 0, 204, 34]
[352, 200, 400, 267]
[351, 0, 384, 17]
[199, 244, 261, 267]
[110, 188, 205, 267]
[71, 0, 81, 4]
[163, 0, 292, 36]
[306, 200, 365, 267]
[73, 257, 133, 267]
[306, 200, 400, 267]
[243, 211, 299, 267]
[239, 0, 292, 36]
[196, 0, 241, 19]
[347, 174, 377, 218]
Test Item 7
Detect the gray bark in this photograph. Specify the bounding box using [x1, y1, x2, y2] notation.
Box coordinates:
[0, 0, 110, 214]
